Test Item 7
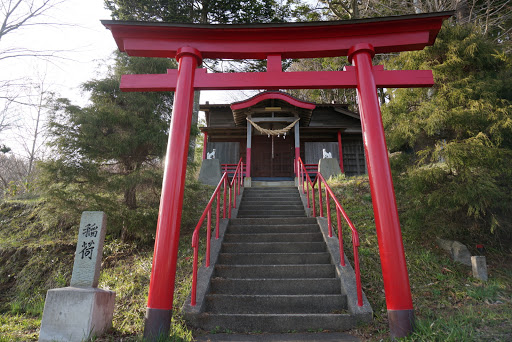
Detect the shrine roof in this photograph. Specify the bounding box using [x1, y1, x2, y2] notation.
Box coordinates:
[102, 11, 453, 60]
[228, 91, 313, 127]
[201, 91, 358, 128]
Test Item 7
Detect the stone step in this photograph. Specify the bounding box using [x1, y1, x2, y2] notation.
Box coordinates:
[242, 193, 301, 199]
[214, 264, 335, 279]
[240, 198, 302, 203]
[237, 215, 307, 219]
[244, 187, 298, 192]
[230, 218, 317, 225]
[224, 232, 323, 243]
[222, 242, 326, 254]
[251, 181, 296, 188]
[238, 204, 305, 211]
[209, 278, 341, 295]
[240, 198, 303, 205]
[192, 313, 354, 333]
[205, 294, 347, 314]
[217, 253, 331, 265]
[237, 210, 306, 218]
[227, 224, 319, 234]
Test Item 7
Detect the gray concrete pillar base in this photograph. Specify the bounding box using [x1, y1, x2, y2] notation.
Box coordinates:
[388, 309, 415, 339]
[143, 307, 172, 341]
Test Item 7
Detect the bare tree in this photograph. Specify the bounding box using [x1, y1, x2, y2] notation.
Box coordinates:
[1, 0, 65, 60]
[0, 86, 20, 152]
[0, 152, 27, 195]
[319, 0, 512, 50]
[11, 70, 53, 178]
[321, 0, 510, 25]
[0, 0, 66, 160]
[2, 0, 53, 39]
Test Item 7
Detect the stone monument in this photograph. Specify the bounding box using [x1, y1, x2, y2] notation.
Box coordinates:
[39, 211, 116, 342]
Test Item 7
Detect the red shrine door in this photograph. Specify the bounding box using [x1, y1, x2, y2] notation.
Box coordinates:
[252, 135, 294, 178]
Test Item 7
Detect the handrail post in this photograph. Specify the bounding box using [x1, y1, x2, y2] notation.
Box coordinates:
[223, 177, 227, 219]
[301, 164, 305, 193]
[312, 186, 316, 217]
[298, 162, 302, 191]
[239, 161, 243, 194]
[206, 208, 212, 267]
[326, 188, 332, 237]
[232, 166, 238, 209]
[318, 178, 324, 217]
[306, 174, 311, 208]
[228, 187, 232, 218]
[216, 191, 220, 239]
[336, 208, 345, 266]
[352, 233, 363, 306]
[191, 245, 199, 306]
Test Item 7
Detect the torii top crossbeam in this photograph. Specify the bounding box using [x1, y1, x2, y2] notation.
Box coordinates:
[102, 11, 450, 59]
[102, 11, 452, 341]
[102, 12, 451, 92]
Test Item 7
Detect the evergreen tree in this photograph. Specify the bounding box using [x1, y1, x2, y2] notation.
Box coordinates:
[104, 0, 297, 160]
[382, 24, 512, 244]
[104, 0, 294, 23]
[39, 53, 176, 242]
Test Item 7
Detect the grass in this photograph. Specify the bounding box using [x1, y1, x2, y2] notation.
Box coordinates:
[321, 175, 512, 341]
[0, 199, 76, 249]
[1, 175, 511, 341]
[0, 313, 40, 341]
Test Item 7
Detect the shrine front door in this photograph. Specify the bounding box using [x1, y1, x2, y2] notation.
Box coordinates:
[251, 135, 294, 178]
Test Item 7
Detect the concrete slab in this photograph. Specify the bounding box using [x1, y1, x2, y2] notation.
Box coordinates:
[199, 159, 222, 186]
[195, 332, 360, 341]
[252, 181, 295, 187]
[39, 287, 115, 342]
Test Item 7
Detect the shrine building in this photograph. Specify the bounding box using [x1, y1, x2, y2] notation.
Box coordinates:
[200, 91, 366, 183]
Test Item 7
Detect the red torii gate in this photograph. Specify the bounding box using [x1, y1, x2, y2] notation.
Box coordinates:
[102, 11, 452, 340]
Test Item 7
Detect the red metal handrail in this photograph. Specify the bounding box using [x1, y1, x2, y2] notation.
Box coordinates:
[296, 157, 363, 306]
[222, 163, 247, 177]
[191, 158, 243, 306]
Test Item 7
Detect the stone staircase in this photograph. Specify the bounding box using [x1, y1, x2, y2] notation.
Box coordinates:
[183, 186, 372, 333]
[237, 187, 306, 218]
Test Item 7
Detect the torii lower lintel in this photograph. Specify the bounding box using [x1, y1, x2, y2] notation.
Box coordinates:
[120, 66, 434, 92]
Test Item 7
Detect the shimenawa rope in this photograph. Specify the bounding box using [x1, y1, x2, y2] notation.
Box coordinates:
[246, 117, 300, 136]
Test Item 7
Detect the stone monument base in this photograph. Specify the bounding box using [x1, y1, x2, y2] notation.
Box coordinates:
[39, 287, 116, 342]
[198, 159, 222, 186]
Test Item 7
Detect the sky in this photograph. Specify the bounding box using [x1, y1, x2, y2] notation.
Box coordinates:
[3, 0, 238, 105]
[2, 0, 240, 156]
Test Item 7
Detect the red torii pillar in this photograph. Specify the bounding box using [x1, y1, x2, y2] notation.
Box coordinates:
[102, 11, 452, 340]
